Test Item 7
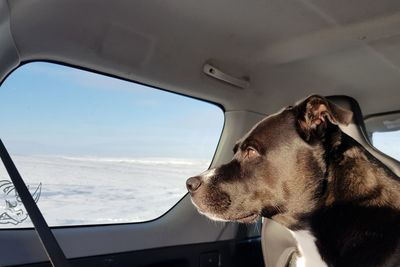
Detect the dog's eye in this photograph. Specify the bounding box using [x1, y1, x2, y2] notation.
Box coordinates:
[244, 147, 259, 159]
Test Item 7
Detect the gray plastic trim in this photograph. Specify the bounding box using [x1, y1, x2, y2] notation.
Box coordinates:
[0, 1, 19, 83]
[203, 64, 249, 89]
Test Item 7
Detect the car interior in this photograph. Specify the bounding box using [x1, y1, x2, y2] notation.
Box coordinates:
[1, 1, 400, 266]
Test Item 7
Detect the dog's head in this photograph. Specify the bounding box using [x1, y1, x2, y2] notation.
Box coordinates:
[186, 95, 353, 225]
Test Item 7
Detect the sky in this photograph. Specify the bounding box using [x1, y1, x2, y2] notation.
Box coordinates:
[373, 131, 400, 161]
[0, 62, 224, 159]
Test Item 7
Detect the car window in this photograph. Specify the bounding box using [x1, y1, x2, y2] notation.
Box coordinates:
[0, 62, 224, 228]
[364, 112, 400, 161]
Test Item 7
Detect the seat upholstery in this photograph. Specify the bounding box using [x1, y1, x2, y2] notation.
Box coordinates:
[261, 218, 298, 267]
[261, 95, 400, 267]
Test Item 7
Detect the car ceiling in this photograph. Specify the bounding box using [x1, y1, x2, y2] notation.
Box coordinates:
[2, 0, 400, 116]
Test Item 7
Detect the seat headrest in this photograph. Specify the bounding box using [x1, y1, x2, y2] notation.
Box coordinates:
[327, 95, 400, 177]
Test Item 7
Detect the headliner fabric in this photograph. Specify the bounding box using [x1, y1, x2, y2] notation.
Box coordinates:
[3, 0, 400, 116]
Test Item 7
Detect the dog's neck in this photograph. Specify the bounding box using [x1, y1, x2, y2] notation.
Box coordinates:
[324, 133, 400, 209]
[273, 130, 400, 230]
[272, 131, 400, 266]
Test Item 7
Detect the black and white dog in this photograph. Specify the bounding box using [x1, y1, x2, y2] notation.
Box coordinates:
[187, 95, 400, 267]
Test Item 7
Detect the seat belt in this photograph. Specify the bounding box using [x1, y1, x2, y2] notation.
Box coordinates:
[0, 139, 70, 267]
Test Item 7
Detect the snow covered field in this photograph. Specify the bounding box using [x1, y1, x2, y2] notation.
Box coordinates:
[0, 155, 209, 228]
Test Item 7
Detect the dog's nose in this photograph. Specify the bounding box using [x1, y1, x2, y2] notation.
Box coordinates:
[186, 176, 202, 193]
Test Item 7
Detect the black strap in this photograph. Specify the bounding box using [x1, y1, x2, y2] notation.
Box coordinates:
[0, 139, 70, 267]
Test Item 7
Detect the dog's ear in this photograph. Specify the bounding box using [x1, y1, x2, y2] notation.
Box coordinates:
[296, 95, 353, 141]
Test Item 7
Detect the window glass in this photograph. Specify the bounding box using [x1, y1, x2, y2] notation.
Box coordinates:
[365, 113, 400, 161]
[371, 131, 400, 161]
[0, 62, 224, 227]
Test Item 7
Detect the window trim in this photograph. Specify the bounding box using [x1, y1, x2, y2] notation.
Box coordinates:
[0, 60, 226, 229]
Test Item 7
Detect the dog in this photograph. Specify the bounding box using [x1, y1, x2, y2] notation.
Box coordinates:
[186, 95, 400, 267]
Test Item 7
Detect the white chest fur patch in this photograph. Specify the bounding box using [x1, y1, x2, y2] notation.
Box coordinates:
[290, 230, 328, 267]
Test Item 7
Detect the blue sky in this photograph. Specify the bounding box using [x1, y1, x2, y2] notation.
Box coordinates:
[373, 131, 400, 161]
[0, 62, 224, 159]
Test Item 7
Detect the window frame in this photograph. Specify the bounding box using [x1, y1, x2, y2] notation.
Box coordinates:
[0, 60, 226, 229]
[364, 110, 400, 161]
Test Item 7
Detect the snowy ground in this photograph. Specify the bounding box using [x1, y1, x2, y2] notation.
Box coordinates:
[0, 155, 209, 228]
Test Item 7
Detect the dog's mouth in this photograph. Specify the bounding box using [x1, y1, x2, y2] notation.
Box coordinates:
[230, 212, 259, 223]
[196, 205, 260, 223]
[190, 192, 260, 223]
